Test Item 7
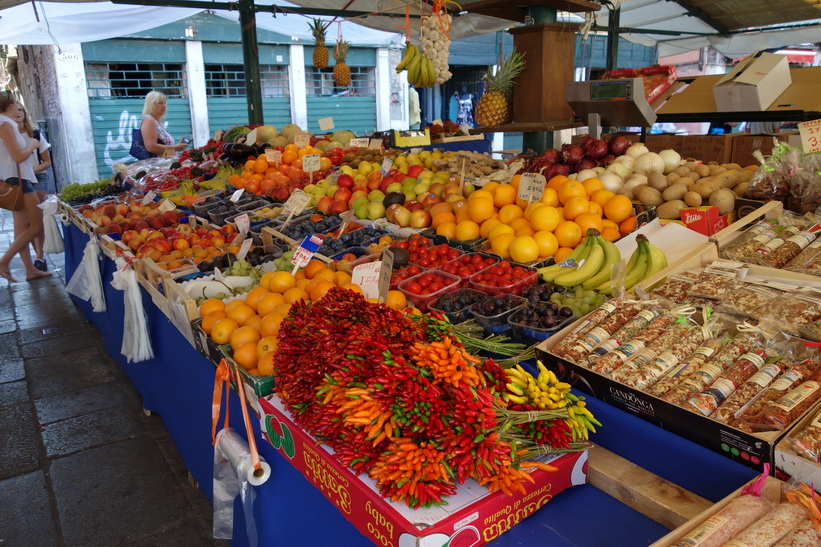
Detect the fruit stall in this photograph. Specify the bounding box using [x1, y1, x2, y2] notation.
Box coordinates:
[54, 113, 821, 546]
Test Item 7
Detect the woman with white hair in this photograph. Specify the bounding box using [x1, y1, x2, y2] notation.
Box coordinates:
[135, 90, 188, 158]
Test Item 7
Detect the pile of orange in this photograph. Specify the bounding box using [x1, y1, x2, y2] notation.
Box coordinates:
[228, 144, 333, 196]
[435, 174, 637, 262]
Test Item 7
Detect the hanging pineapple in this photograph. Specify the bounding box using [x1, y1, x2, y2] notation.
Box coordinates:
[333, 40, 351, 87]
[475, 48, 526, 127]
[310, 18, 328, 69]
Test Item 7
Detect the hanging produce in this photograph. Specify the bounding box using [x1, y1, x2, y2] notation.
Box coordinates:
[333, 39, 351, 87]
[476, 47, 526, 127]
[309, 18, 329, 69]
[421, 6, 453, 85]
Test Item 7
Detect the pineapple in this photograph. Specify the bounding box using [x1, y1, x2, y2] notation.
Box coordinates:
[333, 40, 351, 87]
[310, 19, 328, 69]
[475, 47, 526, 127]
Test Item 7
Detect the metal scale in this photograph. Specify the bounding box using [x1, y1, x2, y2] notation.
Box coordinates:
[566, 78, 657, 138]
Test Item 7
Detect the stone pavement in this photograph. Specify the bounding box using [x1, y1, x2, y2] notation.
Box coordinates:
[0, 210, 228, 546]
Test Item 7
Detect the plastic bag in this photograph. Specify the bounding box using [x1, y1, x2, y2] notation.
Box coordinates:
[65, 239, 106, 312]
[787, 152, 821, 215]
[789, 406, 821, 463]
[745, 141, 800, 204]
[110, 257, 153, 363]
[38, 195, 64, 254]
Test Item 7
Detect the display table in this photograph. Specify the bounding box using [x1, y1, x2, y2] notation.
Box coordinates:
[64, 223, 758, 546]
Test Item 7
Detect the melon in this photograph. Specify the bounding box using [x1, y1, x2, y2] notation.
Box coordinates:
[280, 123, 302, 141]
[331, 130, 355, 146]
[256, 124, 278, 142]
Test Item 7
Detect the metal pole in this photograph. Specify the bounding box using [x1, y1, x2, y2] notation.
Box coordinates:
[521, 6, 557, 153]
[239, 0, 263, 124]
[606, 7, 621, 72]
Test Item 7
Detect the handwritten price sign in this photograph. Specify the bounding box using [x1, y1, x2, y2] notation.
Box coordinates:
[798, 120, 821, 153]
[282, 189, 311, 217]
[302, 154, 321, 172]
[265, 149, 282, 164]
[352, 261, 382, 300]
[349, 138, 369, 148]
[291, 234, 324, 269]
[517, 173, 546, 203]
[294, 132, 311, 148]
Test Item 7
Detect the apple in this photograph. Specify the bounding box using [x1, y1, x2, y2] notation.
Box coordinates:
[366, 202, 386, 221]
[412, 182, 430, 195]
[385, 203, 401, 223]
[403, 190, 417, 203]
[358, 161, 373, 174]
[422, 194, 442, 209]
[409, 210, 432, 229]
[348, 191, 368, 207]
[329, 199, 349, 215]
[354, 202, 369, 219]
[350, 197, 369, 211]
[317, 196, 333, 214]
[393, 205, 412, 228]
[333, 187, 352, 204]
[366, 177, 382, 192]
[340, 165, 354, 176]
[379, 179, 393, 194]
[367, 190, 385, 203]
[407, 164, 425, 179]
[351, 185, 367, 194]
[336, 173, 355, 189]
[442, 183, 461, 197]
[303, 183, 318, 194]
[405, 200, 424, 212]
[418, 170, 434, 180]
[327, 184, 340, 197]
[429, 182, 445, 198]
[385, 182, 403, 194]
[462, 182, 476, 196]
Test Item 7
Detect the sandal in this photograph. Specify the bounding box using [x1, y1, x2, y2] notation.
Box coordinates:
[0, 267, 17, 283]
[34, 259, 48, 272]
[26, 271, 52, 281]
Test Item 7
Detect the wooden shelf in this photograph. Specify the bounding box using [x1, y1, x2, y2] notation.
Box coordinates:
[469, 120, 583, 134]
[462, 0, 601, 22]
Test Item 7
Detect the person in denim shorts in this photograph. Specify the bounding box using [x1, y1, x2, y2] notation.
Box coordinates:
[17, 105, 52, 271]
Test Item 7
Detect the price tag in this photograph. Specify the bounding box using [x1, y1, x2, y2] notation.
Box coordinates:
[410, 147, 423, 154]
[352, 261, 382, 300]
[214, 130, 223, 141]
[282, 189, 311, 217]
[798, 120, 821, 153]
[162, 148, 175, 158]
[141, 190, 157, 205]
[380, 157, 392, 176]
[294, 132, 311, 148]
[265, 149, 282, 164]
[457, 152, 471, 194]
[235, 213, 250, 234]
[369, 138, 384, 150]
[338, 209, 354, 235]
[318, 117, 335, 131]
[328, 171, 341, 185]
[236, 238, 253, 261]
[291, 234, 324, 270]
[229, 188, 245, 203]
[302, 154, 321, 172]
[517, 173, 546, 203]
[377, 248, 394, 303]
[158, 199, 176, 212]
[349, 138, 369, 148]
[244, 128, 258, 145]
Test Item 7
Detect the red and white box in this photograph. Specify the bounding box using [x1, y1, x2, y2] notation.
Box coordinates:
[680, 206, 735, 236]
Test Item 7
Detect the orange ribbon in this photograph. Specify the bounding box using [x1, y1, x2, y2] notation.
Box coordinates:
[211, 359, 232, 445]
[785, 482, 821, 530]
[232, 363, 262, 472]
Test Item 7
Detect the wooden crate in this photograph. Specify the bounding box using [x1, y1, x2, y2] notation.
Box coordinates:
[134, 259, 172, 318]
[162, 276, 199, 348]
[710, 200, 784, 248]
[261, 226, 334, 264]
[430, 135, 485, 143]
[634, 242, 719, 294]
[97, 233, 134, 263]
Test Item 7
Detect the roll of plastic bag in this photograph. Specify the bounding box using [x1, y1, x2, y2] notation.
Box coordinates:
[110, 258, 153, 363]
[66, 239, 106, 312]
[213, 428, 270, 543]
[38, 195, 64, 254]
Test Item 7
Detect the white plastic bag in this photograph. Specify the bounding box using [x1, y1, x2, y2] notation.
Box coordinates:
[38, 195, 65, 254]
[110, 257, 153, 363]
[66, 239, 106, 312]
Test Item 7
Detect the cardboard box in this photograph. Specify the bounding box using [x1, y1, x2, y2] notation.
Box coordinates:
[392, 129, 431, 148]
[774, 401, 821, 493]
[258, 395, 588, 547]
[645, 134, 735, 164]
[713, 52, 791, 112]
[730, 133, 803, 167]
[680, 206, 735, 236]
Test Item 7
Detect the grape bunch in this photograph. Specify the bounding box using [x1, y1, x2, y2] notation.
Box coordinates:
[225, 258, 263, 283]
[549, 288, 607, 317]
[61, 179, 128, 206]
[272, 250, 295, 272]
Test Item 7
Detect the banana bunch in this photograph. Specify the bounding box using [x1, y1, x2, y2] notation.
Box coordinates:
[198, 165, 234, 190]
[537, 229, 621, 288]
[395, 42, 437, 88]
[595, 234, 668, 295]
[505, 362, 601, 441]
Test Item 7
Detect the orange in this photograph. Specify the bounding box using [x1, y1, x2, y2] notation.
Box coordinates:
[558, 180, 586, 205]
[601, 226, 622, 242]
[619, 216, 637, 236]
[509, 174, 521, 190]
[432, 211, 457, 229]
[574, 212, 604, 235]
[515, 225, 535, 237]
[454, 208, 470, 224]
[244, 287, 270, 312]
[468, 189, 493, 203]
[582, 178, 604, 197]
[232, 342, 259, 371]
[334, 271, 352, 287]
[533, 231, 559, 259]
[547, 175, 569, 192]
[200, 311, 227, 335]
[488, 223, 515, 241]
[230, 325, 261, 351]
[530, 205, 561, 232]
[260, 312, 286, 337]
[256, 336, 279, 359]
[554, 221, 582, 248]
[601, 219, 620, 231]
[590, 189, 615, 208]
[386, 290, 407, 311]
[258, 271, 275, 290]
[268, 271, 297, 294]
[226, 299, 247, 312]
[244, 315, 262, 332]
[587, 201, 603, 217]
[540, 187, 559, 207]
[294, 271, 307, 282]
[483, 181, 500, 194]
[498, 204, 524, 225]
[490, 233, 516, 258]
[562, 196, 590, 221]
[303, 260, 326, 280]
[493, 184, 517, 208]
[604, 195, 633, 223]
[314, 268, 336, 283]
[284, 287, 309, 304]
[227, 303, 256, 326]
[436, 221, 457, 240]
[211, 318, 240, 345]
[256, 292, 286, 316]
[257, 351, 276, 376]
[509, 218, 531, 232]
[274, 303, 293, 315]
[340, 283, 363, 294]
[199, 298, 226, 319]
[509, 236, 539, 263]
[480, 218, 502, 239]
[309, 279, 336, 301]
[523, 202, 545, 222]
[554, 247, 574, 263]
[467, 198, 494, 224]
[455, 220, 480, 242]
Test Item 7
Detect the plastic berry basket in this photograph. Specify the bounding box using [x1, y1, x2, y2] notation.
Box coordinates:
[193, 200, 222, 217]
[469, 265, 538, 296]
[469, 294, 527, 336]
[436, 252, 499, 287]
[398, 271, 461, 312]
[507, 307, 572, 345]
[428, 288, 486, 324]
[389, 265, 429, 290]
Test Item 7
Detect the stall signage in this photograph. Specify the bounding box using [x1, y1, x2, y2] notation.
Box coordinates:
[517, 173, 546, 202]
[798, 119, 821, 153]
[291, 234, 323, 269]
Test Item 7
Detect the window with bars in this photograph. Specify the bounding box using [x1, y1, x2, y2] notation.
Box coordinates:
[305, 66, 375, 97]
[204, 64, 290, 98]
[85, 63, 186, 98]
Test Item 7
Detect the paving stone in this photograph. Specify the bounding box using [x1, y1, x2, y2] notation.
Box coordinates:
[21, 332, 97, 358]
[26, 347, 114, 399]
[50, 436, 192, 546]
[35, 382, 130, 425]
[0, 332, 20, 361]
[0, 404, 40, 480]
[123, 518, 226, 546]
[14, 300, 80, 328]
[12, 284, 74, 307]
[8, 275, 67, 293]
[0, 380, 28, 408]
[0, 319, 16, 334]
[19, 320, 89, 344]
[0, 288, 10, 307]
[41, 405, 143, 457]
[0, 358, 25, 383]
[0, 306, 14, 324]
[0, 471, 59, 546]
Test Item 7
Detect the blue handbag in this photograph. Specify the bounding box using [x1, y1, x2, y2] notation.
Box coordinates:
[130, 128, 154, 160]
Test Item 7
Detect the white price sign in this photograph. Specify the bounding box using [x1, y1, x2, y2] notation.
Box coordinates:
[214, 130, 223, 141]
[294, 132, 311, 148]
[265, 149, 282, 164]
[229, 188, 245, 203]
[517, 173, 546, 202]
[141, 190, 157, 205]
[378, 248, 394, 302]
[158, 199, 176, 212]
[369, 138, 384, 150]
[244, 128, 258, 145]
[236, 238, 253, 261]
[318, 117, 335, 131]
[282, 189, 311, 217]
[352, 261, 382, 300]
[328, 171, 341, 185]
[234, 213, 250, 234]
[380, 157, 392, 176]
[798, 120, 821, 154]
[349, 138, 369, 148]
[291, 234, 324, 269]
[302, 154, 321, 172]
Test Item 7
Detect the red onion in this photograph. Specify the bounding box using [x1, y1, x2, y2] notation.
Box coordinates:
[574, 157, 598, 172]
[585, 139, 609, 160]
[542, 148, 561, 164]
[599, 154, 616, 167]
[562, 145, 585, 165]
[578, 134, 594, 150]
[608, 135, 632, 156]
[545, 163, 570, 179]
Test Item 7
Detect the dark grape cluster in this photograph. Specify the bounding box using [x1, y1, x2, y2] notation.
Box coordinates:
[514, 302, 573, 330]
[431, 289, 484, 323]
[316, 227, 384, 257]
[279, 216, 341, 241]
[473, 294, 525, 318]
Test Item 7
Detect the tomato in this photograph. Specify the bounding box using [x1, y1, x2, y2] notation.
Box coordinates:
[406, 282, 422, 294]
